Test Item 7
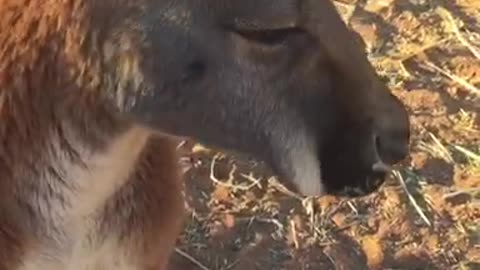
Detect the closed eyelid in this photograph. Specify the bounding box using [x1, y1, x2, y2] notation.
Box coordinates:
[233, 27, 304, 47]
[219, 0, 300, 31]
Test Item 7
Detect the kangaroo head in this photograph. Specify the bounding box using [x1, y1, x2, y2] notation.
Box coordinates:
[93, 0, 410, 197]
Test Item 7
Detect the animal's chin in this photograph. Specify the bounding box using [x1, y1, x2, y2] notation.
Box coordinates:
[269, 134, 326, 197]
[288, 155, 325, 197]
[281, 155, 387, 198]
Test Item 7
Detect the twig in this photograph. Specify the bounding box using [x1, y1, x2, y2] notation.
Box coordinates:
[267, 177, 304, 200]
[209, 154, 259, 191]
[302, 197, 317, 236]
[396, 37, 450, 62]
[443, 187, 480, 199]
[423, 61, 480, 96]
[436, 7, 480, 59]
[429, 132, 454, 163]
[174, 248, 212, 270]
[255, 217, 285, 233]
[453, 145, 480, 162]
[176, 140, 188, 150]
[290, 219, 300, 250]
[239, 172, 263, 189]
[393, 170, 432, 227]
[347, 201, 359, 215]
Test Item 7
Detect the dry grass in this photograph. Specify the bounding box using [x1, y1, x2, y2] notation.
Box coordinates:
[170, 1, 480, 269]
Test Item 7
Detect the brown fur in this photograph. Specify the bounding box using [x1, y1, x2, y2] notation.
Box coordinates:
[0, 0, 185, 269]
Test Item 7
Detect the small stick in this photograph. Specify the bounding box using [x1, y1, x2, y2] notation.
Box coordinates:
[176, 140, 188, 150]
[453, 145, 480, 162]
[443, 187, 480, 199]
[290, 219, 300, 250]
[346, 201, 358, 215]
[423, 61, 480, 96]
[302, 197, 317, 236]
[174, 248, 212, 270]
[436, 7, 480, 59]
[209, 155, 259, 191]
[256, 217, 285, 232]
[427, 132, 455, 163]
[393, 170, 432, 227]
[267, 177, 304, 201]
[239, 172, 263, 189]
[396, 37, 450, 62]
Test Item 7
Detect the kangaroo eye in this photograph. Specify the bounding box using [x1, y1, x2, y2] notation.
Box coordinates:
[234, 27, 302, 46]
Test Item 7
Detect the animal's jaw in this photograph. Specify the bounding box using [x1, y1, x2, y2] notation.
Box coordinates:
[268, 130, 325, 197]
[287, 142, 325, 197]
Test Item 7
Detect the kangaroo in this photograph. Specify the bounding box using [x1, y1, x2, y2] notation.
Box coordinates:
[0, 0, 410, 269]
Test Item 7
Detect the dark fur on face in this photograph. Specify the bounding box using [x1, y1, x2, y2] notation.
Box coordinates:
[108, 0, 410, 196]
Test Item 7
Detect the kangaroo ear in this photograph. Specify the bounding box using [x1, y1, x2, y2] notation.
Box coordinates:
[298, 0, 373, 79]
[219, 0, 300, 30]
[296, 0, 380, 118]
